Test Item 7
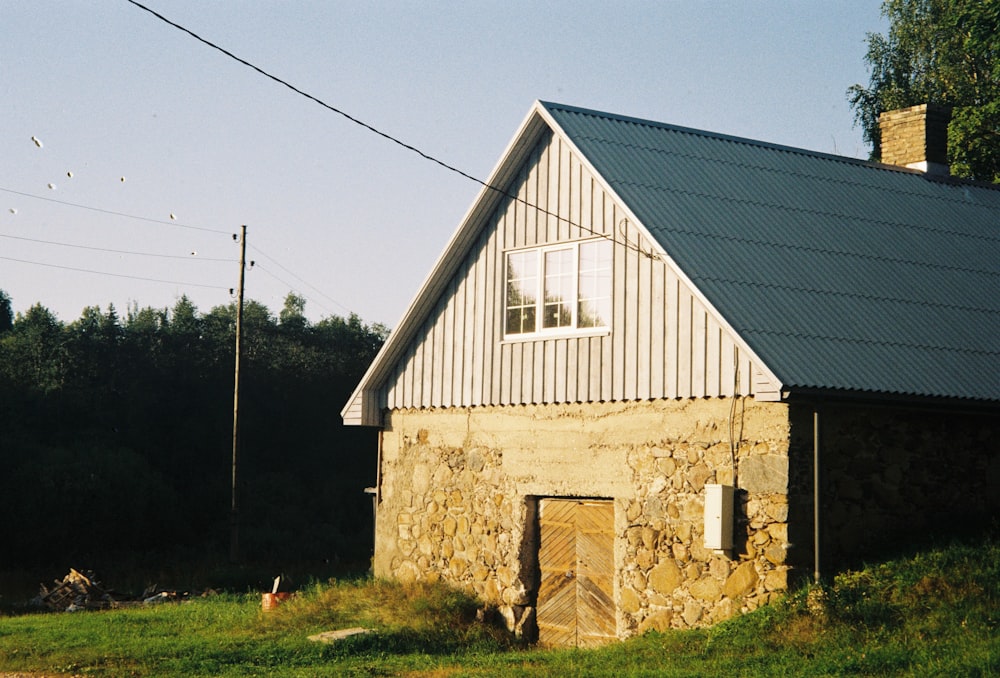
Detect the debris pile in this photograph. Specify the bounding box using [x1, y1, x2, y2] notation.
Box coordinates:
[37, 568, 119, 611]
[36, 568, 199, 612]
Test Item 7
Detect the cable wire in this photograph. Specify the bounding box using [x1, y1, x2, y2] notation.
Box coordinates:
[0, 255, 226, 289]
[252, 263, 336, 317]
[0, 232, 236, 262]
[0, 186, 230, 234]
[249, 245, 353, 314]
[123, 0, 658, 259]
[2, 186, 346, 317]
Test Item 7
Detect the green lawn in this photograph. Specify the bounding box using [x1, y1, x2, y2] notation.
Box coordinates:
[1, 537, 997, 677]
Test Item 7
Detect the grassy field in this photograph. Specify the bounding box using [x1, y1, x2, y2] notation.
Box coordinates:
[1, 535, 996, 677]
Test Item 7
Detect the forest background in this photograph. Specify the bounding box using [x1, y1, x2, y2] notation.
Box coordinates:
[0, 288, 387, 592]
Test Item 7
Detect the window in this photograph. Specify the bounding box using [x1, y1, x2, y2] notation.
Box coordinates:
[505, 239, 612, 337]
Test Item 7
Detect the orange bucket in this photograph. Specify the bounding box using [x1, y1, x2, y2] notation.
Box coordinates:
[261, 592, 291, 611]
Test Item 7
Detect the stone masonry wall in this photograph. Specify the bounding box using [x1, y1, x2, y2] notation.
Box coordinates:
[788, 403, 1000, 569]
[374, 398, 794, 639]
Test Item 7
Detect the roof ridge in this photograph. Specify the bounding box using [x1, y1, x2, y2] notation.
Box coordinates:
[541, 100, 882, 168]
[542, 100, 1000, 194]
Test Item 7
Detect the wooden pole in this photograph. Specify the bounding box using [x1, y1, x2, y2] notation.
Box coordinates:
[813, 407, 821, 584]
[231, 224, 247, 563]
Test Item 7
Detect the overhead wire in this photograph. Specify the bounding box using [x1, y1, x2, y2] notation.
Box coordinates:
[2, 186, 348, 317]
[0, 255, 225, 289]
[0, 232, 235, 262]
[249, 245, 353, 314]
[123, 0, 659, 260]
[0, 185, 229, 234]
[252, 264, 337, 318]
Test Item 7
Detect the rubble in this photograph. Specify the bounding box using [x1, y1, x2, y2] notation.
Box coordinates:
[36, 568, 199, 611]
[36, 569, 118, 611]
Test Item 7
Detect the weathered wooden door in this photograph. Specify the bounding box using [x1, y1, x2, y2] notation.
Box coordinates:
[536, 499, 615, 647]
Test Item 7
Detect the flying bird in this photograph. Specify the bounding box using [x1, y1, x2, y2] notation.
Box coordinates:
[31, 136, 42, 148]
[47, 183, 56, 190]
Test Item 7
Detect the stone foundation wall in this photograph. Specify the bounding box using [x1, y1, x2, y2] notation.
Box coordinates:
[789, 403, 1000, 567]
[374, 398, 793, 639]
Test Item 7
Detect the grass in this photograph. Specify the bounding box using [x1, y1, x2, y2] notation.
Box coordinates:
[1, 535, 997, 677]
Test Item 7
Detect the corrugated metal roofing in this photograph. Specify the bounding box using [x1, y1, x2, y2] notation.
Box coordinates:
[542, 101, 1000, 403]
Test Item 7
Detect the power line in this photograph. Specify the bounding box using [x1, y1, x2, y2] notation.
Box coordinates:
[252, 264, 335, 317]
[250, 245, 352, 314]
[0, 186, 229, 234]
[2, 184, 348, 318]
[0, 255, 227, 289]
[0, 232, 235, 262]
[123, 0, 657, 259]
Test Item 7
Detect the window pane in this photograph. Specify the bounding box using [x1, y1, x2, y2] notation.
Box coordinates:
[506, 251, 537, 334]
[543, 249, 573, 329]
[577, 240, 612, 328]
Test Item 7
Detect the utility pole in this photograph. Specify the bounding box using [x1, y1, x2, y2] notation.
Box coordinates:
[230, 225, 247, 563]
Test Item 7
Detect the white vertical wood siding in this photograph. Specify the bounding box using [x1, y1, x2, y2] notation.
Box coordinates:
[383, 131, 760, 410]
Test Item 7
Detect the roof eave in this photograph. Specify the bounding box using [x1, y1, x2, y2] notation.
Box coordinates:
[341, 102, 555, 426]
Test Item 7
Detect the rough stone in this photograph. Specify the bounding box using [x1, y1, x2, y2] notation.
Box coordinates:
[649, 559, 682, 595]
[449, 557, 468, 578]
[682, 600, 703, 627]
[636, 548, 655, 570]
[689, 463, 713, 491]
[621, 587, 641, 614]
[723, 561, 758, 599]
[764, 544, 787, 565]
[709, 557, 731, 580]
[739, 455, 789, 493]
[689, 576, 723, 602]
[764, 568, 787, 592]
[638, 610, 673, 634]
[767, 522, 788, 542]
[467, 449, 486, 473]
[672, 543, 689, 562]
[657, 457, 677, 476]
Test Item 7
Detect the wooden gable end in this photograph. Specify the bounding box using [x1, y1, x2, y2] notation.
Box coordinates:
[377, 129, 776, 413]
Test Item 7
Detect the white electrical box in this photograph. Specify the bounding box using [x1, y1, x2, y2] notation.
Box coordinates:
[704, 484, 735, 552]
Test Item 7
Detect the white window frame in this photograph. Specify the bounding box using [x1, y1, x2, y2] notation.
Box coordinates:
[503, 238, 613, 341]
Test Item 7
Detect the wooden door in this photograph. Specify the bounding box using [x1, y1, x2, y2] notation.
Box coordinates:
[537, 499, 615, 647]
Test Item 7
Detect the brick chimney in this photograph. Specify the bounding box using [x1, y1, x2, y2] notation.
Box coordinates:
[878, 104, 952, 175]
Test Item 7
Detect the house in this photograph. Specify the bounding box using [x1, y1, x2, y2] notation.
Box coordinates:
[342, 101, 1000, 646]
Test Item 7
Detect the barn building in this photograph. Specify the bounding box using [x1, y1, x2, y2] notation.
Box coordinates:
[343, 102, 1000, 646]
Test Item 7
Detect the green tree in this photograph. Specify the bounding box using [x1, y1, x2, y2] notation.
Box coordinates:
[848, 0, 1000, 182]
[0, 290, 13, 334]
[279, 292, 308, 332]
[1, 303, 66, 391]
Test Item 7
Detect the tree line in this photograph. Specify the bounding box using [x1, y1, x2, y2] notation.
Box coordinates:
[848, 0, 1000, 182]
[0, 289, 387, 572]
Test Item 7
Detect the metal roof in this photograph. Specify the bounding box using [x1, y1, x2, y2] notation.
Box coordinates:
[541, 102, 1000, 403]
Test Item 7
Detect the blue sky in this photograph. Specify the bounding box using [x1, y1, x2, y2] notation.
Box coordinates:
[1, 1, 885, 327]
